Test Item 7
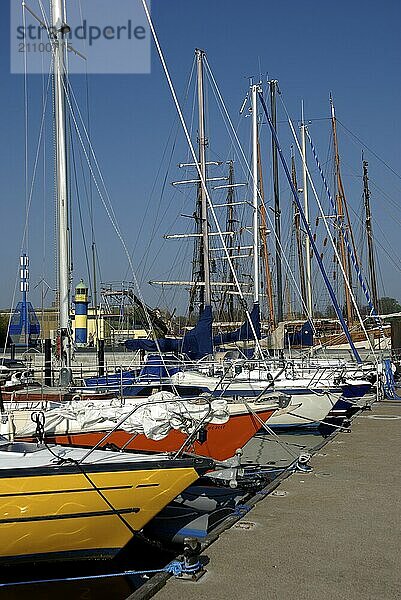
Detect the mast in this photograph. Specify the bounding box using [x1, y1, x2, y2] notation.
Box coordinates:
[363, 159, 379, 313]
[195, 49, 211, 310]
[225, 160, 236, 321]
[20, 254, 29, 348]
[291, 150, 307, 312]
[269, 80, 283, 322]
[51, 0, 72, 371]
[258, 139, 275, 330]
[251, 84, 260, 305]
[330, 96, 353, 325]
[257, 90, 362, 363]
[300, 102, 313, 318]
[92, 242, 100, 344]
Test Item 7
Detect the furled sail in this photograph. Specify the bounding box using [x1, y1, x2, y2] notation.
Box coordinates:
[2, 392, 229, 441]
[125, 305, 213, 360]
[213, 303, 261, 346]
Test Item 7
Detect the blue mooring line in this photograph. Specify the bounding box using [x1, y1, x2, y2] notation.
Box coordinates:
[383, 359, 401, 401]
[234, 504, 251, 516]
[0, 559, 193, 588]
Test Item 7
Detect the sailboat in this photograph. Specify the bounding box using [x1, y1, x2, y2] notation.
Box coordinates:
[0, 436, 214, 564]
[2, 390, 288, 462]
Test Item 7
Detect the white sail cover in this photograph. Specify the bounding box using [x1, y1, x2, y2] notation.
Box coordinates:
[5, 391, 229, 441]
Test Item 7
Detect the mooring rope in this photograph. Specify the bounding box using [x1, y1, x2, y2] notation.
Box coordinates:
[382, 358, 401, 401]
[0, 559, 198, 588]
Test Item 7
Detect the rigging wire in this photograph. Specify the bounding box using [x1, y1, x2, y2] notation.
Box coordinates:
[134, 59, 197, 284]
[4, 27, 54, 358]
[324, 144, 401, 286]
[60, 69, 181, 391]
[337, 119, 401, 187]
[23, 1, 29, 254]
[69, 121, 92, 295]
[41, 48, 48, 339]
[203, 59, 310, 328]
[140, 0, 266, 362]
[24, 3, 180, 387]
[277, 95, 377, 359]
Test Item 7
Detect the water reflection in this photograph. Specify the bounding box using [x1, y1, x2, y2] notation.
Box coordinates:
[241, 422, 335, 468]
[0, 576, 135, 600]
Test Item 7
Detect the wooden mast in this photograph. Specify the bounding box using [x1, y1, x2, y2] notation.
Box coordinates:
[269, 80, 283, 323]
[257, 136, 275, 330]
[291, 150, 307, 313]
[330, 96, 353, 325]
[363, 158, 379, 313]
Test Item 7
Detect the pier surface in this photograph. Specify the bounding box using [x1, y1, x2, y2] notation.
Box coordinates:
[156, 401, 401, 600]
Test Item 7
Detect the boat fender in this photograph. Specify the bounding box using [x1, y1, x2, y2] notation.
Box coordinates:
[197, 427, 207, 444]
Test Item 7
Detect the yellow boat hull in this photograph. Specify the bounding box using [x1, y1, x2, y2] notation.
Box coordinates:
[0, 465, 199, 562]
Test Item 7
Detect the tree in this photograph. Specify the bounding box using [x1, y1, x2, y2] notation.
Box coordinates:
[0, 315, 8, 347]
[324, 305, 337, 319]
[360, 296, 401, 317]
[377, 297, 401, 316]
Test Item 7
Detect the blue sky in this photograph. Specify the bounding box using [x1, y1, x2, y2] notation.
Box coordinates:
[1, 0, 401, 316]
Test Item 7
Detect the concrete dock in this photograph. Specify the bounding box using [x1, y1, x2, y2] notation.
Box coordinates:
[155, 401, 401, 600]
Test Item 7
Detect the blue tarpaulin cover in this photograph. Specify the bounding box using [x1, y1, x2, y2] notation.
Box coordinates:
[9, 301, 40, 346]
[285, 321, 313, 347]
[213, 303, 261, 346]
[125, 305, 213, 360]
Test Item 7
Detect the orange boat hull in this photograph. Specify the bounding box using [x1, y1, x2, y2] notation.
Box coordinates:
[44, 409, 274, 461]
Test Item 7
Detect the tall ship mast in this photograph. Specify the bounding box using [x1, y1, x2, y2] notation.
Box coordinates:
[330, 96, 354, 325]
[193, 48, 211, 314]
[258, 138, 275, 330]
[291, 151, 307, 313]
[269, 80, 283, 324]
[362, 159, 379, 313]
[51, 0, 72, 377]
